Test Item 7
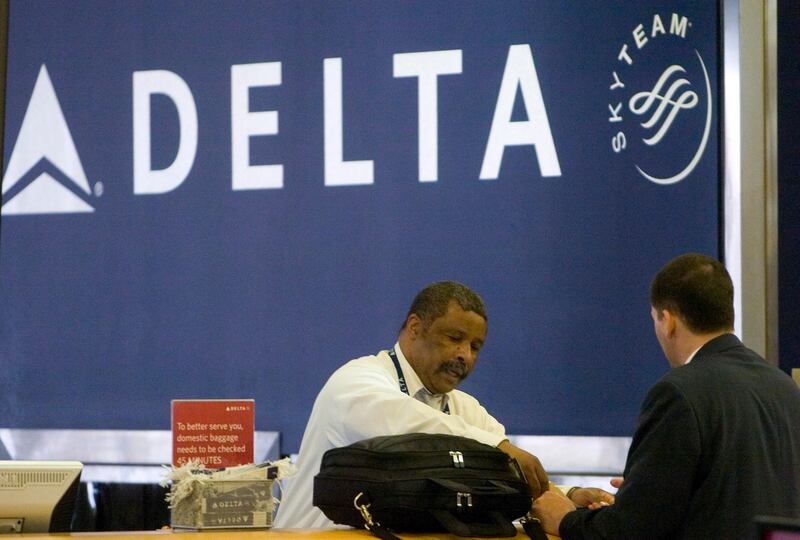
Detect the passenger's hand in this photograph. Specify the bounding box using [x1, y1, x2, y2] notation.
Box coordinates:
[497, 439, 549, 499]
[531, 489, 576, 535]
[610, 477, 624, 489]
[568, 487, 615, 509]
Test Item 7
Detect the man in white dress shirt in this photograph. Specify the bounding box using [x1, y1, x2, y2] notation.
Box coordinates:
[275, 281, 602, 528]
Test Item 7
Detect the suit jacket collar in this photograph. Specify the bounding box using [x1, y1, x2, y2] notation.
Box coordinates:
[693, 332, 741, 360]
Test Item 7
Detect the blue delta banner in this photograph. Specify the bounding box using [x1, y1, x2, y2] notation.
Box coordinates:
[1, 1, 720, 453]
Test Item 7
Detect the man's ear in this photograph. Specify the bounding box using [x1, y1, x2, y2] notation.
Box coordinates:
[662, 309, 678, 338]
[406, 313, 422, 339]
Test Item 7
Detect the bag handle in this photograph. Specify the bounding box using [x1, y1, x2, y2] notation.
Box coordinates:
[429, 509, 517, 537]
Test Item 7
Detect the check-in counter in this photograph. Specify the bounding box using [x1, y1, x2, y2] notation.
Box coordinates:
[1, 429, 626, 535]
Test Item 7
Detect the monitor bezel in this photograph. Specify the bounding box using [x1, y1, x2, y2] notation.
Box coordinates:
[0, 460, 82, 533]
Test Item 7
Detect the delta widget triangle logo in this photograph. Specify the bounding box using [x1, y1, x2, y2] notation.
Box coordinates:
[1, 64, 93, 215]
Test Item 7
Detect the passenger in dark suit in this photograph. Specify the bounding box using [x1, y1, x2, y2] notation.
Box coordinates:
[533, 253, 800, 539]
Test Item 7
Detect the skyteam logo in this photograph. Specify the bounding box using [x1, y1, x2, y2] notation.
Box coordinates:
[608, 13, 712, 185]
[2, 65, 96, 215]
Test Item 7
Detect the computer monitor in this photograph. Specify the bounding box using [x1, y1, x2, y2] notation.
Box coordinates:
[755, 515, 800, 540]
[0, 460, 82, 533]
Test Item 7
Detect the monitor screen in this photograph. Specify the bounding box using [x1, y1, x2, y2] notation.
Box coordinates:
[0, 460, 82, 533]
[756, 515, 800, 540]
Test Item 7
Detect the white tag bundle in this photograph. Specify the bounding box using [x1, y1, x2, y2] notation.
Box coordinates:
[161, 458, 295, 529]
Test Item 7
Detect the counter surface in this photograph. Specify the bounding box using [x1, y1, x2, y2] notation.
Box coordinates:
[18, 527, 557, 540]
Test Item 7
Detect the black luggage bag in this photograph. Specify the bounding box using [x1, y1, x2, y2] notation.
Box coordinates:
[313, 433, 535, 537]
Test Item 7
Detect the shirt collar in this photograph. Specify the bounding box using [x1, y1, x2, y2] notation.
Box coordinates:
[683, 344, 703, 366]
[393, 342, 428, 397]
[393, 342, 451, 413]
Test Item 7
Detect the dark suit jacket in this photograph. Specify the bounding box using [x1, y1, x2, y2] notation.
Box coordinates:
[560, 333, 800, 539]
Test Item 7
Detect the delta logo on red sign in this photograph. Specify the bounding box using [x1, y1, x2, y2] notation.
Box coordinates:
[1, 44, 562, 216]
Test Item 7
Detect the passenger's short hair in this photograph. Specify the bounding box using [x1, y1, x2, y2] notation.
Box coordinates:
[650, 253, 734, 333]
[402, 281, 487, 330]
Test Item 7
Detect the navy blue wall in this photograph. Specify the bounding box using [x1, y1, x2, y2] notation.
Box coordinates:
[0, 1, 721, 453]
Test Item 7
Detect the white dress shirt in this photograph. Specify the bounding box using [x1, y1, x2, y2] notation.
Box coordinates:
[683, 344, 703, 365]
[274, 343, 507, 529]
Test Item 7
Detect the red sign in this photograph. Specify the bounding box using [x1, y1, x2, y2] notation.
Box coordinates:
[171, 399, 255, 467]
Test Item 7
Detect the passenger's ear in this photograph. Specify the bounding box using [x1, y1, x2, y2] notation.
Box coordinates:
[663, 310, 678, 338]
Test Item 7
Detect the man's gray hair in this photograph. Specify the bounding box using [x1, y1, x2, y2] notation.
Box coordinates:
[402, 281, 487, 330]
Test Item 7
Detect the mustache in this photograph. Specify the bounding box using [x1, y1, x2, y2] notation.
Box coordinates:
[439, 360, 469, 379]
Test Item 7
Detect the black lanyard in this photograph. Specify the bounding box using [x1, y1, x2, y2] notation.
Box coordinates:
[388, 347, 450, 415]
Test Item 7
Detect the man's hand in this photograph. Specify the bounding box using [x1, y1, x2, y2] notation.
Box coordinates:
[568, 487, 615, 509]
[497, 440, 549, 498]
[531, 488, 576, 535]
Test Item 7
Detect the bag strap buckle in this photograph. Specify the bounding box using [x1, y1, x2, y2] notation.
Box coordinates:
[353, 492, 376, 527]
[354, 492, 401, 540]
